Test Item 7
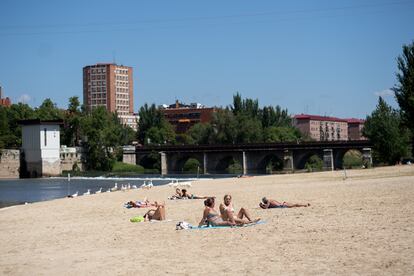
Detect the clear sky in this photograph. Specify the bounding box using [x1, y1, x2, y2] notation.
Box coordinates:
[0, 0, 413, 119]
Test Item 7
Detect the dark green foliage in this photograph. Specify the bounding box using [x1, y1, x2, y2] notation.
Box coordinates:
[263, 126, 298, 142]
[227, 160, 243, 174]
[35, 98, 64, 120]
[261, 105, 292, 128]
[112, 161, 144, 173]
[393, 41, 414, 154]
[363, 97, 411, 164]
[265, 156, 284, 173]
[305, 155, 323, 172]
[188, 123, 213, 145]
[342, 150, 363, 169]
[80, 107, 121, 171]
[62, 96, 82, 147]
[183, 158, 200, 173]
[137, 103, 175, 145]
[210, 109, 238, 144]
[138, 151, 160, 171]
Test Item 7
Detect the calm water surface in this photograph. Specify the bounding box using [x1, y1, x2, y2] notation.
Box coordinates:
[0, 177, 205, 208]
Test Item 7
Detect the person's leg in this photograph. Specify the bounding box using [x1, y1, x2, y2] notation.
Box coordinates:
[144, 210, 156, 221]
[283, 202, 310, 208]
[237, 207, 252, 221]
[152, 205, 166, 220]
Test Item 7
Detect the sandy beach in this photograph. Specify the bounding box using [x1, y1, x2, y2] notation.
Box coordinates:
[1, 165, 413, 275]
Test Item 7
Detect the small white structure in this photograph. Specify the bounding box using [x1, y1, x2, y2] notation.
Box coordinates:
[20, 119, 63, 177]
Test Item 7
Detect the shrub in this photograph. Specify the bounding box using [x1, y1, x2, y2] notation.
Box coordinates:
[112, 161, 145, 173]
[305, 155, 323, 172]
[183, 158, 200, 173]
[227, 161, 243, 174]
[343, 150, 363, 169]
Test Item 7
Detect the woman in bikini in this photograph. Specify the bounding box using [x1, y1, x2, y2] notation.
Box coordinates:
[198, 197, 236, 227]
[219, 194, 260, 224]
[259, 197, 310, 209]
[143, 201, 166, 221]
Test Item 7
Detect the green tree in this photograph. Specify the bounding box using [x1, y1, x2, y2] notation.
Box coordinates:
[80, 107, 121, 171]
[235, 114, 263, 143]
[393, 41, 414, 154]
[35, 98, 63, 120]
[4, 103, 35, 148]
[62, 96, 82, 146]
[342, 150, 363, 169]
[188, 123, 213, 144]
[263, 126, 298, 142]
[363, 97, 411, 164]
[137, 103, 175, 145]
[210, 109, 238, 144]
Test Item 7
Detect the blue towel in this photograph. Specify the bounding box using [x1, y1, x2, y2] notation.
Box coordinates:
[190, 220, 265, 230]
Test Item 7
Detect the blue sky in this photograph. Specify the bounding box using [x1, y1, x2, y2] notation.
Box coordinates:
[0, 0, 413, 119]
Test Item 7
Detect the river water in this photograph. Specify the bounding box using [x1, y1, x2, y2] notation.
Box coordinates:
[0, 176, 206, 208]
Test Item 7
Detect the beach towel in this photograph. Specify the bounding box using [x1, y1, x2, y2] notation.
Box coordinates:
[130, 216, 145, 223]
[176, 220, 265, 230]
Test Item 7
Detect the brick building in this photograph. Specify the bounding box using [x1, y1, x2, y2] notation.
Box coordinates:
[0, 86, 11, 107]
[83, 63, 138, 130]
[161, 100, 215, 133]
[293, 114, 366, 141]
[347, 118, 366, 140]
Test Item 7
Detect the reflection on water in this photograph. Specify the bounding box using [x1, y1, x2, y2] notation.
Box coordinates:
[0, 177, 202, 208]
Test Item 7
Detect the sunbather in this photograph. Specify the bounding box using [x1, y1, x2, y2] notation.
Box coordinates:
[219, 194, 259, 224]
[181, 189, 209, 199]
[143, 202, 166, 221]
[259, 197, 310, 209]
[198, 197, 235, 227]
[169, 188, 183, 200]
[125, 199, 156, 208]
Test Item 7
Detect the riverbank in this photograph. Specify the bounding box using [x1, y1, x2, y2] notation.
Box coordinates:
[1, 165, 413, 275]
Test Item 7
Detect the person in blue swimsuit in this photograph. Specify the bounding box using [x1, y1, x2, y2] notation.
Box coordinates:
[259, 197, 310, 209]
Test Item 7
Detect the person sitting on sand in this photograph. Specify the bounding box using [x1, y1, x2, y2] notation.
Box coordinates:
[198, 197, 236, 227]
[143, 202, 166, 221]
[181, 189, 209, 199]
[259, 197, 310, 209]
[219, 194, 260, 224]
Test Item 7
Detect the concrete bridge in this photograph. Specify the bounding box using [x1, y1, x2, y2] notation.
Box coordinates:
[123, 140, 372, 175]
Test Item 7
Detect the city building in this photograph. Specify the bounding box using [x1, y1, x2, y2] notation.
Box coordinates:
[0, 86, 11, 107]
[293, 114, 349, 141]
[82, 63, 138, 130]
[347, 118, 366, 140]
[161, 100, 215, 133]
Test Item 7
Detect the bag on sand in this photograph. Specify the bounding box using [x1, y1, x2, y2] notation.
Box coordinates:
[176, 221, 192, 230]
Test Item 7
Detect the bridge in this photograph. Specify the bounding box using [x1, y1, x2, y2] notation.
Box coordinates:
[123, 140, 372, 175]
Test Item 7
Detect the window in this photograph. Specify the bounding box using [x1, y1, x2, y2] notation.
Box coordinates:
[44, 128, 47, 146]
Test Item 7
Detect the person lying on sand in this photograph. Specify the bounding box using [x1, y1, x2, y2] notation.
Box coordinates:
[143, 202, 166, 221]
[169, 188, 183, 200]
[219, 194, 260, 224]
[125, 199, 156, 208]
[181, 189, 210, 199]
[259, 197, 310, 209]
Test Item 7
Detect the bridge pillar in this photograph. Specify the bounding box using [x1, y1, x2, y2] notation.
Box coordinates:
[203, 152, 208, 174]
[362, 148, 372, 168]
[283, 150, 294, 172]
[122, 146, 136, 165]
[242, 151, 247, 175]
[160, 152, 167, 176]
[323, 149, 334, 171]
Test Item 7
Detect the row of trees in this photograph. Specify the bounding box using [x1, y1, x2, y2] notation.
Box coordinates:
[0, 97, 135, 171]
[363, 41, 414, 165]
[137, 93, 305, 147]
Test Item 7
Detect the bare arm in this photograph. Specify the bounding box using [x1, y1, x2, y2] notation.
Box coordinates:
[198, 208, 209, 227]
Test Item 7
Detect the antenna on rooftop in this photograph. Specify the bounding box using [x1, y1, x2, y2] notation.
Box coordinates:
[112, 50, 117, 64]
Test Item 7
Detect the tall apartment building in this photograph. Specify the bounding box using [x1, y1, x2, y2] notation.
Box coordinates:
[82, 63, 138, 130]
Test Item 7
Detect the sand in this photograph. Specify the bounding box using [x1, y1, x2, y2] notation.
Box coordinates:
[1, 165, 414, 275]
